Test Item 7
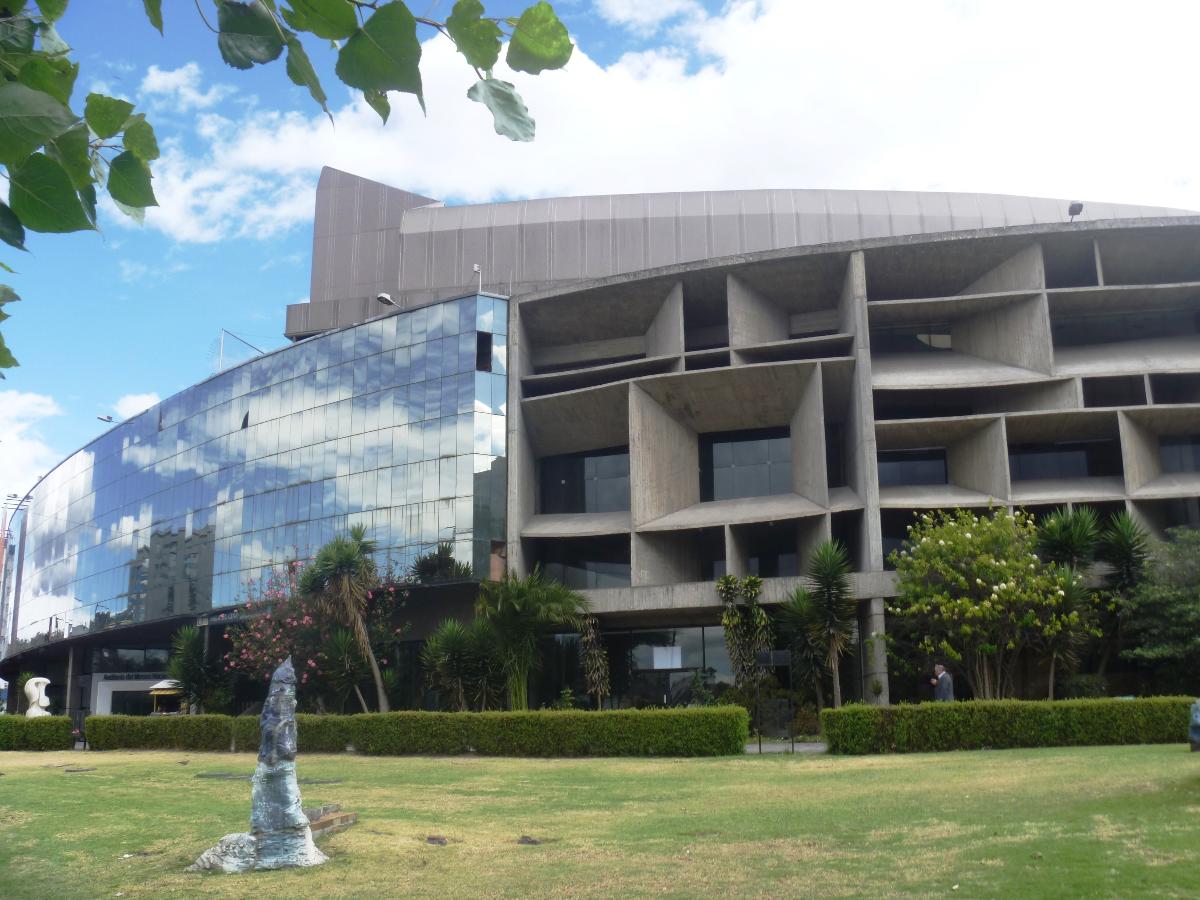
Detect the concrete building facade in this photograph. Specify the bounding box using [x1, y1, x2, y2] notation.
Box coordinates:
[6, 167, 1200, 713]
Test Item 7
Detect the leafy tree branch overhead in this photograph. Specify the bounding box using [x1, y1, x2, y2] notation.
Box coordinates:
[0, 0, 572, 376]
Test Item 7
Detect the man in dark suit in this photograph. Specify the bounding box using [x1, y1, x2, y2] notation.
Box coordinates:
[930, 664, 954, 701]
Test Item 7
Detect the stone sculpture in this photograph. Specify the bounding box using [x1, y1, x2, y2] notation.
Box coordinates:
[188, 658, 327, 873]
[24, 676, 50, 718]
[1190, 699, 1200, 752]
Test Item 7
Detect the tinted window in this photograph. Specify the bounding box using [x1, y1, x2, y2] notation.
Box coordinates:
[1008, 440, 1122, 480]
[1160, 435, 1200, 473]
[877, 448, 948, 486]
[540, 448, 630, 514]
[700, 427, 790, 502]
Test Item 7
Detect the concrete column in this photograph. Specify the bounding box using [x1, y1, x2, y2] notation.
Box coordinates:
[839, 251, 868, 341]
[628, 384, 699, 527]
[954, 294, 1055, 374]
[1092, 239, 1106, 286]
[645, 282, 685, 359]
[961, 244, 1045, 294]
[633, 531, 699, 586]
[725, 524, 748, 576]
[728, 273, 788, 350]
[797, 514, 831, 571]
[506, 307, 535, 576]
[790, 365, 828, 505]
[64, 644, 76, 725]
[859, 597, 890, 706]
[1118, 411, 1160, 493]
[947, 418, 1010, 500]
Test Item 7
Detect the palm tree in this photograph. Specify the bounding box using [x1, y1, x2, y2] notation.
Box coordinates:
[776, 588, 828, 710]
[805, 540, 856, 708]
[1043, 567, 1094, 699]
[475, 569, 590, 710]
[299, 525, 390, 712]
[167, 625, 221, 713]
[323, 628, 371, 713]
[409, 542, 475, 585]
[1036, 506, 1099, 568]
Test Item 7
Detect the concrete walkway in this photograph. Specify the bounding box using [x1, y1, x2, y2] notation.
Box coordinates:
[744, 740, 826, 754]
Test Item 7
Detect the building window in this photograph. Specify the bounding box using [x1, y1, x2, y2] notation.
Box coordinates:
[739, 521, 799, 578]
[476, 332, 493, 371]
[1160, 435, 1200, 473]
[877, 448, 948, 487]
[870, 324, 953, 354]
[532, 535, 630, 589]
[1008, 440, 1122, 481]
[700, 427, 791, 502]
[539, 447, 630, 514]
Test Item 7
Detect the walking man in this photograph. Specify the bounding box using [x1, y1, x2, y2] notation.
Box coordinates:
[930, 663, 954, 701]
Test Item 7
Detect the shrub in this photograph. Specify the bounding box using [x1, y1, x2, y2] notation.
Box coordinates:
[0, 716, 73, 751]
[822, 697, 1193, 754]
[82, 706, 749, 757]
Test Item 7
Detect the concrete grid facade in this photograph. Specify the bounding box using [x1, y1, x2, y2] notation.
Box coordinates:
[6, 166, 1200, 710]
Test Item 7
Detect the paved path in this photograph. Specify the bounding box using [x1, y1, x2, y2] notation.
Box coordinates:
[744, 740, 826, 754]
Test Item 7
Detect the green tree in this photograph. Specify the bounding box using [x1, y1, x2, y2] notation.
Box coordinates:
[800, 540, 856, 708]
[1122, 527, 1200, 691]
[1036, 567, 1097, 700]
[578, 614, 610, 709]
[775, 588, 827, 710]
[299, 524, 390, 712]
[890, 508, 1083, 699]
[166, 625, 224, 713]
[0, 0, 572, 375]
[475, 568, 589, 710]
[717, 574, 772, 690]
[322, 627, 371, 713]
[409, 542, 474, 584]
[1094, 511, 1151, 676]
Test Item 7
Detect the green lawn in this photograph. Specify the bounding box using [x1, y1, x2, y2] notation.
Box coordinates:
[1, 746, 1198, 898]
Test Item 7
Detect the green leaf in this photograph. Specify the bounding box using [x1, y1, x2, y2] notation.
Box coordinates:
[123, 114, 159, 161]
[0, 16, 36, 55]
[335, 2, 423, 108]
[281, 0, 356, 41]
[506, 1, 572, 74]
[35, 0, 68, 22]
[111, 195, 144, 225]
[106, 150, 157, 208]
[45, 122, 90, 188]
[84, 93, 133, 139]
[0, 284, 17, 305]
[0, 260, 15, 273]
[284, 34, 329, 120]
[0, 81, 78, 166]
[446, 0, 501, 71]
[17, 55, 78, 105]
[362, 89, 390, 123]
[38, 21, 68, 55]
[77, 181, 95, 227]
[467, 78, 534, 142]
[9, 152, 94, 232]
[143, 0, 163, 34]
[217, 0, 286, 70]
[0, 201, 27, 251]
[0, 329, 19, 374]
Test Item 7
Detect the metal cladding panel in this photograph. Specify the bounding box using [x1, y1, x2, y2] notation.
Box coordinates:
[583, 195, 613, 279]
[290, 167, 1200, 339]
[551, 196, 583, 281]
[675, 191, 706, 263]
[741, 190, 773, 253]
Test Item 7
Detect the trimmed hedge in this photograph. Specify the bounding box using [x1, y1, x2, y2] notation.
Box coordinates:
[84, 706, 749, 757]
[0, 715, 74, 751]
[821, 697, 1194, 754]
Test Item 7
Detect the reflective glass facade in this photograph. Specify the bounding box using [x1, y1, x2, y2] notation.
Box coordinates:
[2, 295, 508, 660]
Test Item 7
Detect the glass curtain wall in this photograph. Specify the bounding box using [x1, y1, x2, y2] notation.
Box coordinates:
[4, 295, 508, 659]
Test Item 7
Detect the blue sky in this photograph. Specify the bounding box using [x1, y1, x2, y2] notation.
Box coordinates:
[4, 0, 1200, 502]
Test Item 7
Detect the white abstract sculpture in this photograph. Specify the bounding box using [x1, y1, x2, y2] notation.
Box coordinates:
[24, 676, 51, 718]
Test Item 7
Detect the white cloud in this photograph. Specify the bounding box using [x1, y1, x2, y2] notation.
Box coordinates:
[595, 0, 703, 32]
[113, 393, 161, 419]
[129, 0, 1200, 246]
[140, 63, 234, 111]
[118, 260, 148, 282]
[0, 391, 63, 502]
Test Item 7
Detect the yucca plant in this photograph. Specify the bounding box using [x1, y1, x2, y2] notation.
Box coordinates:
[323, 628, 371, 713]
[167, 625, 222, 714]
[1036, 506, 1099, 568]
[299, 525, 390, 712]
[776, 588, 829, 710]
[421, 618, 504, 711]
[805, 540, 856, 707]
[1094, 511, 1151, 675]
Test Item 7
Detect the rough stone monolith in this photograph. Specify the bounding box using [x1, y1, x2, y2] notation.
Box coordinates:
[188, 657, 327, 873]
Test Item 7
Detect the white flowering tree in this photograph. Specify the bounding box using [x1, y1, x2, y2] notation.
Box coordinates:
[889, 507, 1091, 700]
